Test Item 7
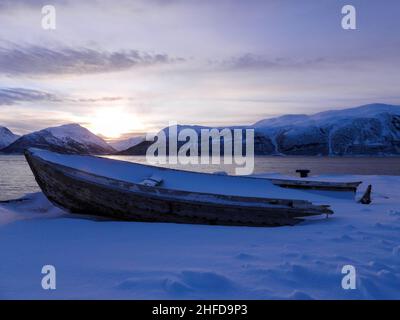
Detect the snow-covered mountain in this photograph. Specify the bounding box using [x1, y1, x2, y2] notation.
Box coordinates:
[2, 104, 399, 156]
[0, 126, 20, 149]
[254, 103, 400, 155]
[109, 136, 145, 151]
[119, 103, 400, 156]
[1, 123, 115, 154]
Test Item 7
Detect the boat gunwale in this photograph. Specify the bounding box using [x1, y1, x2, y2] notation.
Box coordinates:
[27, 148, 361, 189]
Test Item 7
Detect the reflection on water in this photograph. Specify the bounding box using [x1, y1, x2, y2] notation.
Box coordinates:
[1, 155, 399, 201]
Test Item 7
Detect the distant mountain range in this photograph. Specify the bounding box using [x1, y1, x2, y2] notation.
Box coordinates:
[108, 136, 145, 151]
[118, 103, 400, 156]
[253, 103, 400, 155]
[1, 103, 400, 156]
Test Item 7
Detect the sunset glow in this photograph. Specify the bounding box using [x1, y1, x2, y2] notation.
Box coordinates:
[87, 108, 145, 139]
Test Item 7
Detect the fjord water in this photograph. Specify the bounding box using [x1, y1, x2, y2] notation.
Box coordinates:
[1, 154, 399, 201]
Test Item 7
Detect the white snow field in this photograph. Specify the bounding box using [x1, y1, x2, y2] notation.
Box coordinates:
[0, 174, 399, 300]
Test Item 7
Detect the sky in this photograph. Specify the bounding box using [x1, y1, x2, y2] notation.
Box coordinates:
[0, 0, 400, 139]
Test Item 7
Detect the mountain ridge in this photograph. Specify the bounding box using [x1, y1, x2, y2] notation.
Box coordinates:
[1, 103, 400, 155]
[1, 123, 115, 154]
[119, 103, 400, 156]
[0, 126, 20, 149]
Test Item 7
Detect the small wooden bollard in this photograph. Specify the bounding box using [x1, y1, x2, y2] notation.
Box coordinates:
[358, 184, 372, 204]
[296, 169, 310, 178]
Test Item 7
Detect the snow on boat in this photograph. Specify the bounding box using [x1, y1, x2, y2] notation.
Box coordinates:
[24, 148, 333, 227]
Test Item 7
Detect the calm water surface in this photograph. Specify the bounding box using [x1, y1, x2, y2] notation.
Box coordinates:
[0, 155, 399, 201]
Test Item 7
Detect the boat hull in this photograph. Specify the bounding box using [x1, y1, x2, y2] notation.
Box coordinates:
[25, 150, 333, 227]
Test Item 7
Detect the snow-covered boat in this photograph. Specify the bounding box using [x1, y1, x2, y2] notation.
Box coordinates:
[24, 148, 333, 227]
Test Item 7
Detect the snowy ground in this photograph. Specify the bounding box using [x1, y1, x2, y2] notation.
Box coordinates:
[0, 174, 399, 300]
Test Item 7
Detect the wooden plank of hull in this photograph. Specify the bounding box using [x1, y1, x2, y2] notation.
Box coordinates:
[25, 150, 333, 227]
[268, 178, 362, 192]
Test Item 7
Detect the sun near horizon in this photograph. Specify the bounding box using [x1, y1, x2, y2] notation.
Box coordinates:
[85, 107, 147, 140]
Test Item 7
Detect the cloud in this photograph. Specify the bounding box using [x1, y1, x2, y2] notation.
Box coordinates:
[0, 87, 137, 106]
[0, 0, 69, 9]
[216, 53, 327, 70]
[0, 87, 60, 105]
[75, 97, 125, 103]
[0, 45, 185, 76]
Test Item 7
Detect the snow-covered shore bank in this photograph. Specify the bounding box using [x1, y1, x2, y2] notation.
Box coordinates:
[0, 174, 399, 299]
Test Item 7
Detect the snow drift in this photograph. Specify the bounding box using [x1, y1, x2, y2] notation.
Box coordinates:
[1, 174, 400, 299]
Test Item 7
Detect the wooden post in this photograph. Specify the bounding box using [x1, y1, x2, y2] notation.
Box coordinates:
[296, 169, 310, 178]
[358, 184, 372, 204]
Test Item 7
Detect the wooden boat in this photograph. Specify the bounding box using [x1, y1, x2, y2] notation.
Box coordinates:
[267, 178, 362, 193]
[24, 148, 333, 227]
